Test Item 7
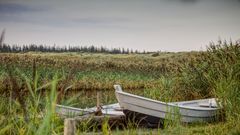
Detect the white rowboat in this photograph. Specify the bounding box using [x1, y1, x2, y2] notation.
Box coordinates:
[56, 103, 124, 117]
[114, 85, 221, 124]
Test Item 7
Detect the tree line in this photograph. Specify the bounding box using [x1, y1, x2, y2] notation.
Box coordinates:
[0, 29, 148, 54]
[0, 43, 146, 54]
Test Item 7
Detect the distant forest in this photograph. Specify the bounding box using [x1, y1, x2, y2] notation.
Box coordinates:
[0, 43, 145, 54]
[0, 30, 146, 54]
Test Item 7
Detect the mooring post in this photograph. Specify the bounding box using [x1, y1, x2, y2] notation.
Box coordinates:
[97, 90, 100, 109]
[64, 118, 76, 135]
[95, 90, 102, 115]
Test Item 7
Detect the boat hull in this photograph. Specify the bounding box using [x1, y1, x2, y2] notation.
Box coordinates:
[114, 85, 221, 123]
[123, 110, 164, 128]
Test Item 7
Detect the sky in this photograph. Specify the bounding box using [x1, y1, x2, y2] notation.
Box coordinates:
[0, 0, 240, 52]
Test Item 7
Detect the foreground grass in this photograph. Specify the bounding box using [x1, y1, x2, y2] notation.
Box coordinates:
[113, 122, 239, 135]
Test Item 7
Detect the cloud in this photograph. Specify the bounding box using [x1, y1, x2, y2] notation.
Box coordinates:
[0, 2, 131, 29]
[73, 17, 130, 24]
[0, 2, 48, 23]
[0, 2, 54, 26]
[0, 3, 43, 14]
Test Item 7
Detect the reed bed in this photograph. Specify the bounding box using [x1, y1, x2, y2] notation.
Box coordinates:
[0, 51, 200, 93]
[0, 41, 239, 134]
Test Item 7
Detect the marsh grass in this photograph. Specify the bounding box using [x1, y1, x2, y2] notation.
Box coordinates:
[0, 67, 63, 134]
[0, 50, 200, 91]
[0, 40, 239, 134]
[125, 41, 240, 134]
[170, 42, 240, 134]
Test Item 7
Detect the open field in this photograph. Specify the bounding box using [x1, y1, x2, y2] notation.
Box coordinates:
[0, 42, 240, 134]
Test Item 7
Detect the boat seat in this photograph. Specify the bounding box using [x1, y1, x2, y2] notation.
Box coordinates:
[198, 99, 218, 108]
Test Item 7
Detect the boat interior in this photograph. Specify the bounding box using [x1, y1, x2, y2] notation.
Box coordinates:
[171, 98, 218, 108]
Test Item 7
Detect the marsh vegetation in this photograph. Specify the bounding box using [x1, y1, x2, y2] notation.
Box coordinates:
[0, 40, 239, 134]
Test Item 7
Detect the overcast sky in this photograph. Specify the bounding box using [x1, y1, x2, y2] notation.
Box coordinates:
[0, 0, 240, 51]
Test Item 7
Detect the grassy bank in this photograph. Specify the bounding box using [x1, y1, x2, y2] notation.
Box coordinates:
[0, 41, 239, 134]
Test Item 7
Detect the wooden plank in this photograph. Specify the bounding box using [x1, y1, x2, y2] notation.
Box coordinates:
[64, 114, 126, 135]
[64, 118, 76, 135]
[74, 114, 125, 123]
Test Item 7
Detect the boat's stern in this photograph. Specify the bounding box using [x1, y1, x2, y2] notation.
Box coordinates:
[114, 85, 124, 108]
[114, 85, 123, 92]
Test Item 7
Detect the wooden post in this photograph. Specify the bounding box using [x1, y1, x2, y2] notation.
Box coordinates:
[97, 90, 100, 109]
[95, 90, 102, 116]
[64, 118, 76, 135]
